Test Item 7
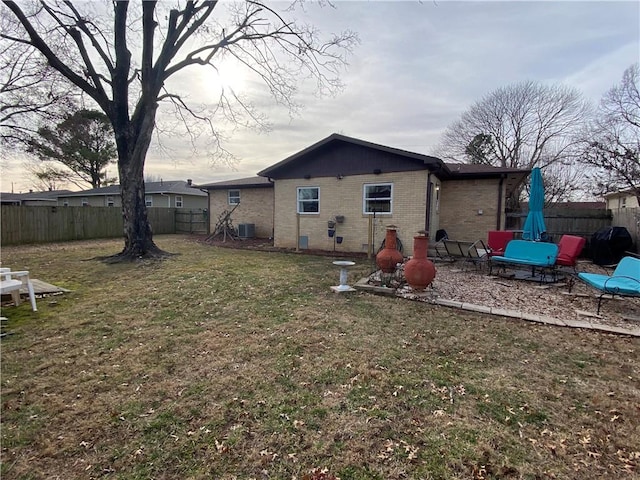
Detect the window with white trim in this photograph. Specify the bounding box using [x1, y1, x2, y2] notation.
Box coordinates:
[145, 195, 153, 207]
[297, 187, 319, 214]
[228, 189, 240, 205]
[363, 183, 393, 214]
[175, 196, 183, 208]
[107, 196, 114, 207]
[81, 197, 89, 206]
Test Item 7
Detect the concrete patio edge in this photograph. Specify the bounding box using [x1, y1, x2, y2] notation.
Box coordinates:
[354, 278, 640, 338]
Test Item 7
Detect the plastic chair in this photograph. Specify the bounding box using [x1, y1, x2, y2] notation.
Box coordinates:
[0, 268, 38, 311]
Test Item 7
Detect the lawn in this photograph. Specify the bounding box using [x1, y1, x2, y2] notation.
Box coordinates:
[1, 235, 638, 479]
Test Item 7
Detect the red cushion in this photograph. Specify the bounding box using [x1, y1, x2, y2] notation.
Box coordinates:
[556, 235, 586, 266]
[487, 231, 514, 257]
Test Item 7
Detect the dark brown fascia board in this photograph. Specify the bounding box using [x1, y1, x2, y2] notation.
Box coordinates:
[195, 177, 273, 190]
[257, 133, 443, 177]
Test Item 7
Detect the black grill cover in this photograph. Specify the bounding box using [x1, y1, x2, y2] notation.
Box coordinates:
[590, 226, 633, 265]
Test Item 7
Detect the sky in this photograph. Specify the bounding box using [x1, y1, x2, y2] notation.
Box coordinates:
[1, 0, 639, 193]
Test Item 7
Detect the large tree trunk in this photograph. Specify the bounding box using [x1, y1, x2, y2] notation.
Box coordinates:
[116, 163, 165, 260]
[107, 103, 168, 262]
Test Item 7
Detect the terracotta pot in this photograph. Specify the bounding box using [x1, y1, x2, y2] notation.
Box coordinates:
[376, 227, 403, 273]
[404, 234, 436, 290]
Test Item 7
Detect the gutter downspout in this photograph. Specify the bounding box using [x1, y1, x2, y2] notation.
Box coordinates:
[425, 172, 432, 233]
[496, 174, 505, 230]
[269, 177, 275, 240]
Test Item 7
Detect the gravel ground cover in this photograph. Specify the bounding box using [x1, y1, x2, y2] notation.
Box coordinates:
[366, 259, 640, 333]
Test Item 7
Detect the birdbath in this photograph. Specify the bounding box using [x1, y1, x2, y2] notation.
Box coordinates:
[331, 260, 356, 293]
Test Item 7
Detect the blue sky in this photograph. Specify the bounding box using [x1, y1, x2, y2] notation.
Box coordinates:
[2, 0, 638, 192]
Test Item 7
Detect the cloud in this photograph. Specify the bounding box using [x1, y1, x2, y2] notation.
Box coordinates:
[2, 1, 638, 192]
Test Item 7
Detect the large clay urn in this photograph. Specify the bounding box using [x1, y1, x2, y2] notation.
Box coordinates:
[376, 226, 403, 273]
[404, 233, 436, 290]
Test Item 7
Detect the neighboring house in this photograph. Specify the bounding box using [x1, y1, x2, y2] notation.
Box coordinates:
[56, 180, 207, 209]
[199, 134, 530, 255]
[604, 189, 640, 210]
[1, 190, 73, 206]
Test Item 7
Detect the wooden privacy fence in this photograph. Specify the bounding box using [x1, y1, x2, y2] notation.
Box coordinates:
[612, 208, 640, 252]
[175, 209, 208, 234]
[505, 208, 613, 240]
[1, 206, 176, 245]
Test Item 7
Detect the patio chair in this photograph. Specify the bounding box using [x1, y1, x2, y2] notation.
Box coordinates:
[556, 235, 586, 271]
[0, 268, 38, 311]
[577, 256, 640, 314]
[440, 239, 489, 270]
[487, 230, 514, 257]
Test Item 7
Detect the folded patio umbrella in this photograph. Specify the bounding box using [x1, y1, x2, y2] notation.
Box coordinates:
[521, 167, 547, 241]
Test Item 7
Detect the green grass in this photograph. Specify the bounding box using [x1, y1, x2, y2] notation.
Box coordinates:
[1, 235, 639, 479]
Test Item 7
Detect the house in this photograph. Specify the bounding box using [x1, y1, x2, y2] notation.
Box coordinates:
[1, 190, 73, 206]
[56, 180, 207, 209]
[198, 134, 530, 255]
[604, 189, 640, 210]
[195, 176, 274, 238]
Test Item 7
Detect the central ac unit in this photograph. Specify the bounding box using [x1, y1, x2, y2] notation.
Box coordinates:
[237, 223, 255, 239]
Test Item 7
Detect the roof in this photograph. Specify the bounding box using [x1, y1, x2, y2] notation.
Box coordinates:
[257, 133, 443, 179]
[441, 162, 530, 196]
[195, 176, 273, 190]
[1, 190, 73, 204]
[58, 181, 207, 197]
[603, 188, 638, 198]
[255, 134, 530, 195]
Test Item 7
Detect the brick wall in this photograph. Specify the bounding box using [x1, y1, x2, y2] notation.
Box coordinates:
[438, 178, 503, 241]
[273, 171, 435, 255]
[209, 187, 274, 238]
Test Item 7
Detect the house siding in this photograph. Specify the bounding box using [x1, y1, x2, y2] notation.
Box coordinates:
[58, 196, 122, 207]
[273, 171, 433, 255]
[438, 178, 503, 240]
[58, 193, 206, 209]
[209, 187, 274, 238]
[605, 193, 639, 210]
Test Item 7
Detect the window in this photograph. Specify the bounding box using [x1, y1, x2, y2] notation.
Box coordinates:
[81, 197, 89, 206]
[228, 189, 240, 205]
[621, 197, 626, 208]
[175, 196, 183, 208]
[297, 187, 319, 214]
[145, 195, 153, 207]
[363, 183, 393, 214]
[107, 196, 114, 207]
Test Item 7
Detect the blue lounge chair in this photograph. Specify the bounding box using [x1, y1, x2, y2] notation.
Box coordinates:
[577, 256, 640, 314]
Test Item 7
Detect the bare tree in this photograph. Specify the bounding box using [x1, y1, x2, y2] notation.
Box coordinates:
[0, 30, 75, 147]
[436, 81, 590, 205]
[580, 64, 640, 204]
[23, 161, 75, 191]
[538, 162, 587, 205]
[1, 1, 357, 260]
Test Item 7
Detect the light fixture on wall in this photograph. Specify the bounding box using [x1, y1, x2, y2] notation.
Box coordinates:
[373, 169, 382, 175]
[304, 174, 311, 180]
[337, 174, 344, 180]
